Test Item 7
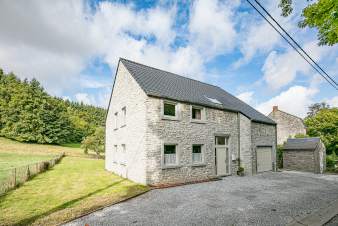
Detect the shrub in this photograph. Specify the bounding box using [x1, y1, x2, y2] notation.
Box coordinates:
[277, 145, 283, 169]
[326, 155, 336, 169]
[237, 166, 244, 176]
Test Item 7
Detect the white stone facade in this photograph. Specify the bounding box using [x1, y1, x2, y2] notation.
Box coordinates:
[106, 63, 277, 185]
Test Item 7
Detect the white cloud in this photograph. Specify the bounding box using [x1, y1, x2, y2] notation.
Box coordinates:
[236, 91, 254, 104]
[262, 41, 329, 90]
[256, 85, 318, 118]
[75, 93, 93, 105]
[189, 0, 239, 58]
[0, 0, 242, 101]
[324, 96, 338, 107]
[234, 20, 281, 68]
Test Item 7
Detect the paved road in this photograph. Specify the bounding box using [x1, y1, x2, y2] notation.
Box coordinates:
[66, 171, 338, 226]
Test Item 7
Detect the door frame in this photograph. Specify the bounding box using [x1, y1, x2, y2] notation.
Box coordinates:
[256, 145, 273, 173]
[214, 135, 231, 176]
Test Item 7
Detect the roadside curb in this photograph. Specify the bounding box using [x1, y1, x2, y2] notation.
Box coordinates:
[287, 199, 338, 226]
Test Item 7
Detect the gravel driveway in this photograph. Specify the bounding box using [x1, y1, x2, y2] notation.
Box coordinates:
[66, 171, 338, 226]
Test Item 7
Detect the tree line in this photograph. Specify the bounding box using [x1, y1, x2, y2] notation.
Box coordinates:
[0, 69, 106, 144]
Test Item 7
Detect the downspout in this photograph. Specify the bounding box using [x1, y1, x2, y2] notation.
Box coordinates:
[275, 124, 278, 172]
[237, 112, 241, 170]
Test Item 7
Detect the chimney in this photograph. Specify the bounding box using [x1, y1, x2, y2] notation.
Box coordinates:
[273, 106, 278, 112]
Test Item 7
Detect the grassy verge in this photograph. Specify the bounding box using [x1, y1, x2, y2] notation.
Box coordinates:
[0, 138, 149, 226]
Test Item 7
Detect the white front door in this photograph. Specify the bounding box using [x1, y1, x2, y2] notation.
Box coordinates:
[257, 147, 272, 172]
[215, 136, 230, 176]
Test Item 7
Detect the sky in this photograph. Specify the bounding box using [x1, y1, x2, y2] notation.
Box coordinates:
[0, 0, 337, 118]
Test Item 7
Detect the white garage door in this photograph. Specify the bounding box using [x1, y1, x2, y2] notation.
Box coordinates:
[257, 147, 272, 172]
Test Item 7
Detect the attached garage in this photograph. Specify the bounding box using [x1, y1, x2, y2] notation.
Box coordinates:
[257, 146, 273, 173]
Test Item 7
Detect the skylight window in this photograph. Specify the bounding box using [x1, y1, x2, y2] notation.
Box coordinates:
[204, 96, 222, 105]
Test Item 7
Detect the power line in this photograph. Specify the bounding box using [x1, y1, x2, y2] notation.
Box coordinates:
[253, 0, 338, 87]
[245, 0, 338, 91]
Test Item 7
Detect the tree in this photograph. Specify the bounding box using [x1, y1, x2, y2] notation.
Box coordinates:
[81, 127, 105, 157]
[307, 102, 330, 117]
[304, 107, 338, 155]
[0, 69, 106, 144]
[279, 0, 338, 46]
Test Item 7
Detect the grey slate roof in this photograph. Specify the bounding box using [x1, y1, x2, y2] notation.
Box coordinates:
[120, 58, 276, 125]
[284, 138, 321, 150]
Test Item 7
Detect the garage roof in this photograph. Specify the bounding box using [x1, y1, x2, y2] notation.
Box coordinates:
[284, 138, 321, 150]
[120, 58, 276, 125]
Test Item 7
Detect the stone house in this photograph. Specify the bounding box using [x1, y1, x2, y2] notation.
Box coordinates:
[268, 106, 306, 145]
[105, 58, 277, 185]
[283, 138, 326, 174]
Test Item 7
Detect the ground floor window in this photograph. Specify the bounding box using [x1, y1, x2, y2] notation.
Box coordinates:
[192, 144, 203, 164]
[163, 144, 177, 166]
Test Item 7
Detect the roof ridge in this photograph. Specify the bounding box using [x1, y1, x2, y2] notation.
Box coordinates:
[269, 108, 304, 121]
[119, 57, 223, 90]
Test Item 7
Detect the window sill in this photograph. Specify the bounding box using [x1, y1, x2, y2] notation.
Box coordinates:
[161, 165, 181, 169]
[190, 119, 206, 124]
[161, 116, 179, 121]
[191, 163, 206, 167]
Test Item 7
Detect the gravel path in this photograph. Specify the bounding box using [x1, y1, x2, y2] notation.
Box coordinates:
[66, 171, 338, 226]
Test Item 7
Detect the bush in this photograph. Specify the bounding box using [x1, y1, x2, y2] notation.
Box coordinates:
[277, 145, 283, 169]
[237, 166, 244, 176]
[81, 127, 105, 157]
[327, 154, 337, 169]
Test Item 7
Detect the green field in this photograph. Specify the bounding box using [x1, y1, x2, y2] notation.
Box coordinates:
[0, 152, 55, 184]
[0, 138, 149, 226]
[0, 152, 55, 170]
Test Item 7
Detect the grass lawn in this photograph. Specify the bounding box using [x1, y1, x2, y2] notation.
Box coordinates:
[0, 137, 87, 157]
[0, 152, 55, 184]
[0, 138, 149, 226]
[60, 143, 82, 148]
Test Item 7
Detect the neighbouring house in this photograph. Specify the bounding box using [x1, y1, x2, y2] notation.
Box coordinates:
[105, 58, 277, 185]
[268, 106, 306, 145]
[283, 138, 326, 174]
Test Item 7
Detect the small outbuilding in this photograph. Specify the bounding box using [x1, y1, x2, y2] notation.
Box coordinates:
[283, 138, 326, 174]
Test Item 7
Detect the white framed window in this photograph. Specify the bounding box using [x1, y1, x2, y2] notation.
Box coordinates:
[113, 145, 118, 163]
[114, 112, 118, 129]
[190, 105, 206, 122]
[162, 144, 178, 167]
[192, 144, 204, 164]
[121, 107, 126, 127]
[161, 100, 179, 120]
[120, 144, 126, 165]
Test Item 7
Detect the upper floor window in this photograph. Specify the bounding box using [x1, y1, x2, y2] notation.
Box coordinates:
[114, 112, 118, 129]
[191, 106, 205, 122]
[162, 100, 179, 120]
[121, 107, 126, 127]
[164, 102, 176, 116]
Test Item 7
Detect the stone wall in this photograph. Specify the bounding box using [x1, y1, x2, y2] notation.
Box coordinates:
[251, 122, 277, 173]
[268, 109, 306, 145]
[105, 62, 148, 184]
[145, 97, 240, 185]
[239, 114, 253, 175]
[283, 150, 315, 172]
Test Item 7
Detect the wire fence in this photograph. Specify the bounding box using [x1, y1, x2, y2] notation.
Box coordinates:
[0, 153, 64, 195]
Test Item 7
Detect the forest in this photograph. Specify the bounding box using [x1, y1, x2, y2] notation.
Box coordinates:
[0, 69, 106, 144]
